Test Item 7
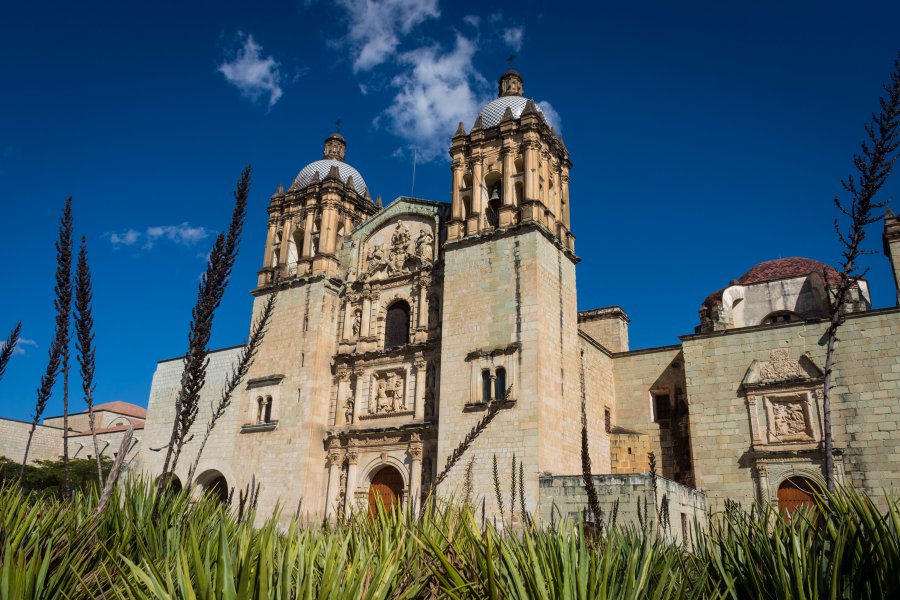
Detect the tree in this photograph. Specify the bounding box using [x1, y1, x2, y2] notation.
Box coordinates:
[0, 321, 22, 382]
[155, 166, 251, 506]
[75, 236, 103, 482]
[20, 198, 73, 486]
[823, 54, 900, 491]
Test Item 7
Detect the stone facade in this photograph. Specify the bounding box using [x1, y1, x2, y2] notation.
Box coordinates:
[125, 68, 900, 524]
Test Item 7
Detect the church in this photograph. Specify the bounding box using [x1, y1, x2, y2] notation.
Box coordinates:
[135, 69, 900, 529]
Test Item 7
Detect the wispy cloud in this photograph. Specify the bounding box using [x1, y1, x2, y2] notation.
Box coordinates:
[538, 100, 562, 132]
[381, 34, 490, 161]
[218, 33, 283, 107]
[336, 0, 440, 72]
[463, 14, 480, 28]
[105, 223, 211, 250]
[502, 26, 524, 52]
[3, 337, 37, 356]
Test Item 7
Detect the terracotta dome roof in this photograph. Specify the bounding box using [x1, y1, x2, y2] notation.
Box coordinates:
[703, 257, 843, 308]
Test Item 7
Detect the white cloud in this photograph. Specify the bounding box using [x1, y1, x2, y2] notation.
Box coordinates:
[382, 34, 490, 161]
[5, 337, 37, 356]
[336, 0, 440, 72]
[218, 33, 283, 107]
[538, 100, 562, 132]
[502, 26, 524, 52]
[107, 229, 141, 246]
[463, 14, 480, 28]
[105, 223, 211, 250]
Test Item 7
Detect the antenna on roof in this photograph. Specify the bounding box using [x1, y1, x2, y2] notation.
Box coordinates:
[410, 145, 417, 198]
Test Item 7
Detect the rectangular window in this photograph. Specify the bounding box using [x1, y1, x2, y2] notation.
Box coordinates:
[482, 370, 492, 404]
[604, 407, 611, 433]
[653, 392, 672, 421]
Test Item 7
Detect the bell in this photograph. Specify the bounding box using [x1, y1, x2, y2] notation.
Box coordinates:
[489, 184, 501, 202]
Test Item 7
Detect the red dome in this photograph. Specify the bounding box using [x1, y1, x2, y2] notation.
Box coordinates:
[703, 257, 842, 308]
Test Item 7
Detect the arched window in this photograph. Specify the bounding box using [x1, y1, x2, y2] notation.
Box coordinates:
[384, 300, 411, 348]
[762, 311, 803, 326]
[264, 395, 273, 423]
[486, 183, 501, 228]
[462, 196, 472, 219]
[494, 367, 506, 401]
[482, 370, 492, 404]
[256, 396, 264, 424]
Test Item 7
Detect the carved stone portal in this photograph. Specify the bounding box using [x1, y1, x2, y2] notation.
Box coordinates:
[366, 370, 408, 416]
[759, 349, 804, 384]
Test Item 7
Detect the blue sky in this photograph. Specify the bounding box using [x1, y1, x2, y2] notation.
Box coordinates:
[1, 1, 898, 422]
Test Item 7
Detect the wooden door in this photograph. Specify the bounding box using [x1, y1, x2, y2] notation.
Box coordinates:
[777, 476, 817, 515]
[368, 467, 404, 515]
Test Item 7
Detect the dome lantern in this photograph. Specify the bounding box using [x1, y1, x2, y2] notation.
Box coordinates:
[498, 69, 524, 97]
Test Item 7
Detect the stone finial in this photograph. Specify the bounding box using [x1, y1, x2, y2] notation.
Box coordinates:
[453, 121, 466, 137]
[326, 165, 342, 181]
[364, 187, 372, 200]
[276, 184, 284, 194]
[472, 115, 484, 130]
[310, 171, 320, 184]
[376, 195, 383, 208]
[323, 132, 346, 161]
[345, 174, 356, 191]
[522, 98, 539, 116]
[498, 69, 524, 97]
[501, 106, 515, 123]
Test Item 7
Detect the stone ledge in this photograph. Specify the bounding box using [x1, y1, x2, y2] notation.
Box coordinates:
[240, 421, 278, 434]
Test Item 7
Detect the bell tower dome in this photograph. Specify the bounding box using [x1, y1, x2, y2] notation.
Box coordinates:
[498, 69, 524, 97]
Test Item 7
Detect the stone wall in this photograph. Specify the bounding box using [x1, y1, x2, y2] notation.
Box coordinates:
[579, 334, 613, 473]
[681, 307, 900, 512]
[578, 307, 629, 353]
[611, 346, 692, 483]
[0, 418, 63, 464]
[539, 473, 707, 546]
[137, 345, 244, 494]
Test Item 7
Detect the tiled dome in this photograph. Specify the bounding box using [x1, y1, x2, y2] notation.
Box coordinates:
[478, 96, 544, 129]
[290, 159, 368, 196]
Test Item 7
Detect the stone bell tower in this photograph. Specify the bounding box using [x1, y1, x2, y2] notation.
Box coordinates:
[446, 69, 573, 252]
[437, 70, 582, 519]
[233, 133, 379, 518]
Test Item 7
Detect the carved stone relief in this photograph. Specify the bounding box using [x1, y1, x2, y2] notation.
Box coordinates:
[765, 392, 815, 443]
[759, 349, 804, 384]
[364, 370, 410, 417]
[362, 220, 435, 280]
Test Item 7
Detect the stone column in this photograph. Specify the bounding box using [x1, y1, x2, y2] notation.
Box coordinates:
[278, 216, 294, 266]
[324, 442, 343, 520]
[451, 160, 464, 220]
[320, 204, 339, 255]
[361, 295, 372, 339]
[524, 142, 538, 201]
[414, 359, 427, 420]
[353, 370, 366, 422]
[755, 462, 770, 505]
[502, 148, 514, 207]
[561, 169, 571, 228]
[344, 444, 359, 516]
[540, 150, 550, 207]
[417, 284, 428, 330]
[471, 157, 484, 221]
[262, 221, 276, 268]
[302, 211, 315, 258]
[408, 436, 424, 516]
[342, 299, 352, 340]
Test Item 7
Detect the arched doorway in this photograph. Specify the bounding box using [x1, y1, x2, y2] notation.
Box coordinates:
[368, 466, 404, 515]
[777, 476, 819, 515]
[195, 470, 229, 503]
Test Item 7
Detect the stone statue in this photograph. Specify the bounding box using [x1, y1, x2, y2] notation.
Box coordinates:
[344, 397, 355, 424]
[415, 229, 434, 261]
[388, 222, 412, 274]
[428, 300, 440, 330]
[376, 380, 390, 412]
